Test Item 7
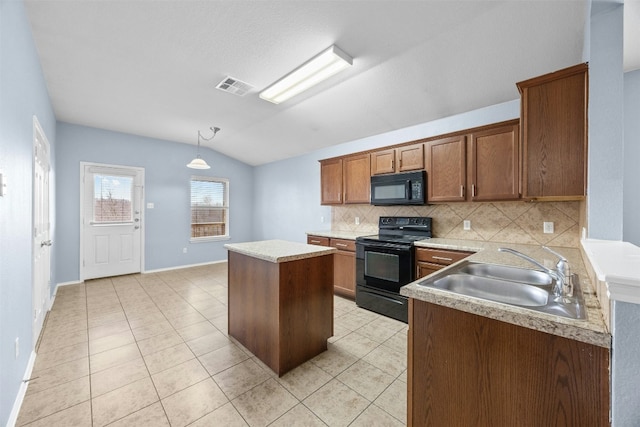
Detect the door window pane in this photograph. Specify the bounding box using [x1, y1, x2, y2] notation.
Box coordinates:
[93, 175, 133, 223]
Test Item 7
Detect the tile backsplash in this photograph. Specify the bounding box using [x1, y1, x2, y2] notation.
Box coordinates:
[333, 201, 585, 248]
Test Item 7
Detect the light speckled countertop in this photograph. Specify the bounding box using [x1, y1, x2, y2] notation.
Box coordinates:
[403, 238, 610, 348]
[225, 239, 336, 263]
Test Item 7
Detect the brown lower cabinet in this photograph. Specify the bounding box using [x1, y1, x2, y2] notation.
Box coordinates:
[307, 235, 356, 298]
[416, 247, 474, 279]
[408, 299, 610, 426]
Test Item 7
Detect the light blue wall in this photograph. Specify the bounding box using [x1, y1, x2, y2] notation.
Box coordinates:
[253, 100, 520, 241]
[55, 123, 254, 282]
[0, 0, 56, 425]
[623, 70, 640, 246]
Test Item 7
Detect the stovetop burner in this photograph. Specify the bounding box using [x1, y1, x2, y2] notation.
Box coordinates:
[356, 216, 432, 245]
[357, 234, 430, 244]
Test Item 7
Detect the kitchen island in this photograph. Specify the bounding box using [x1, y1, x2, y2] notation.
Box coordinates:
[225, 240, 336, 376]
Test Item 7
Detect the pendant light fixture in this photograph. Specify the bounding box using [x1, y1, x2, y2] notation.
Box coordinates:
[187, 127, 220, 169]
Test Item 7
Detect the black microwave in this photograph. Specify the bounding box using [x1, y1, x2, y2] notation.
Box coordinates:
[370, 171, 427, 205]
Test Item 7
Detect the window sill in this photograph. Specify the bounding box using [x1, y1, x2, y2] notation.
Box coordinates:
[190, 235, 231, 243]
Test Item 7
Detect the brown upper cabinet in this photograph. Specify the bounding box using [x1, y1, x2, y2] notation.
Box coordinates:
[425, 135, 467, 202]
[371, 144, 425, 175]
[517, 63, 588, 200]
[321, 154, 371, 205]
[320, 158, 343, 205]
[469, 122, 520, 201]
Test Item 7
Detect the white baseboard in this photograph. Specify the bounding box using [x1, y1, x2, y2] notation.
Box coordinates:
[6, 350, 37, 427]
[55, 280, 83, 288]
[144, 259, 227, 274]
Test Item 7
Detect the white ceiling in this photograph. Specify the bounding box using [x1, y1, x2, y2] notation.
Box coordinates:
[23, 1, 639, 166]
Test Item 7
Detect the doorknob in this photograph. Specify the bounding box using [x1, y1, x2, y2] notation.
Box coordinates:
[40, 240, 52, 247]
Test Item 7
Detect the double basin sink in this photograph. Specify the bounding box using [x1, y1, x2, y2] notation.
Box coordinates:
[417, 261, 587, 320]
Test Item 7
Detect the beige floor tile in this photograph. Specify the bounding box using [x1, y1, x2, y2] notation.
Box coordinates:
[188, 402, 248, 427]
[362, 344, 406, 377]
[33, 342, 89, 372]
[89, 329, 135, 355]
[333, 331, 380, 359]
[355, 321, 397, 343]
[198, 343, 249, 375]
[167, 311, 207, 329]
[269, 403, 326, 427]
[303, 379, 370, 427]
[91, 357, 148, 397]
[128, 310, 167, 329]
[88, 319, 131, 341]
[213, 358, 271, 400]
[310, 344, 358, 377]
[161, 378, 228, 427]
[107, 402, 170, 427]
[351, 403, 404, 427]
[185, 330, 232, 356]
[17, 376, 90, 426]
[176, 320, 218, 341]
[131, 319, 173, 341]
[337, 360, 395, 401]
[37, 328, 88, 353]
[27, 357, 89, 394]
[88, 310, 127, 329]
[381, 329, 408, 354]
[276, 361, 333, 400]
[17, 401, 91, 427]
[137, 330, 183, 356]
[143, 342, 194, 374]
[231, 378, 298, 427]
[91, 377, 159, 427]
[90, 342, 141, 373]
[373, 378, 407, 425]
[151, 358, 209, 398]
[335, 311, 375, 331]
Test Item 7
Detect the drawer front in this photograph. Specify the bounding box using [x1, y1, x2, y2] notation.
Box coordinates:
[416, 248, 472, 265]
[307, 236, 330, 246]
[330, 238, 356, 252]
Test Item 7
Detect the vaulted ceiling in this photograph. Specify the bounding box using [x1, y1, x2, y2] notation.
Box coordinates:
[24, 1, 637, 166]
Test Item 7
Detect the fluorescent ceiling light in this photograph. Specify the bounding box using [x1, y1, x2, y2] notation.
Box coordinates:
[260, 45, 353, 104]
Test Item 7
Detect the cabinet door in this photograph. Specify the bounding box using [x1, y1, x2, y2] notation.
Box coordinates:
[307, 235, 329, 246]
[371, 149, 396, 175]
[470, 123, 520, 201]
[416, 261, 442, 279]
[333, 250, 355, 298]
[517, 63, 587, 199]
[320, 159, 343, 205]
[343, 154, 371, 204]
[425, 136, 467, 202]
[397, 143, 424, 172]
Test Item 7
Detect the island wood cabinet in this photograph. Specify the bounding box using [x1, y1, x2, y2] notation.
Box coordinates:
[425, 121, 520, 203]
[517, 63, 588, 200]
[408, 299, 610, 426]
[320, 154, 370, 205]
[371, 143, 425, 175]
[415, 247, 473, 279]
[307, 235, 356, 298]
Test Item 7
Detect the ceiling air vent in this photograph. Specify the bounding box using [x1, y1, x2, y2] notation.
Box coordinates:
[215, 76, 254, 96]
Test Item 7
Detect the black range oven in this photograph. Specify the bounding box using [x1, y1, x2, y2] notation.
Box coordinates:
[356, 216, 432, 323]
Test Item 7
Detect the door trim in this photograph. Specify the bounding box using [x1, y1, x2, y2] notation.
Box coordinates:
[79, 162, 145, 281]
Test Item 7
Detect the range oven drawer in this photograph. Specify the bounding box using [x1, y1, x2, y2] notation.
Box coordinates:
[356, 285, 408, 323]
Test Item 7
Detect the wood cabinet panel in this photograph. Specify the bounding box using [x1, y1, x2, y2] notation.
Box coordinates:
[518, 63, 588, 200]
[307, 236, 329, 246]
[408, 300, 610, 426]
[470, 123, 520, 201]
[397, 144, 424, 172]
[416, 261, 442, 279]
[371, 149, 395, 175]
[415, 248, 473, 279]
[333, 249, 355, 298]
[320, 158, 343, 205]
[425, 136, 466, 202]
[343, 154, 371, 204]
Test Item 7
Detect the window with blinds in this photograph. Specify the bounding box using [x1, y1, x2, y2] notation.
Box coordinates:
[190, 176, 229, 240]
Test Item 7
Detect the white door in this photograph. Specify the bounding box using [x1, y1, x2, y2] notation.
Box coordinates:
[33, 117, 51, 345]
[81, 163, 144, 280]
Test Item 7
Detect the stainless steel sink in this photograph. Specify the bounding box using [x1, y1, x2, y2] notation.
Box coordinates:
[457, 263, 553, 286]
[432, 274, 549, 307]
[416, 261, 587, 320]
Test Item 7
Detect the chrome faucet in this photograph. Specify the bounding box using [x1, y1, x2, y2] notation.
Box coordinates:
[498, 247, 571, 297]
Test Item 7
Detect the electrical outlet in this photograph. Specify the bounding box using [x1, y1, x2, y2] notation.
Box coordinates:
[355, 217, 360, 225]
[182, 247, 187, 254]
[543, 222, 554, 234]
[463, 220, 471, 231]
[15, 338, 19, 359]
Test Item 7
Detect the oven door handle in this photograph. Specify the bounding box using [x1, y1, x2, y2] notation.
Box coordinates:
[359, 288, 405, 305]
